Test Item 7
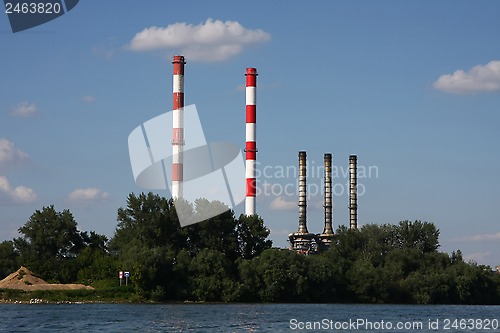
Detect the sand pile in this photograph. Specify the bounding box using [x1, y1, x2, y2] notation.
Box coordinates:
[0, 266, 93, 291]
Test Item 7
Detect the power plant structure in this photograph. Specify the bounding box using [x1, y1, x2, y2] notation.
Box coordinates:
[168, 55, 260, 210]
[349, 155, 358, 230]
[289, 152, 359, 254]
[245, 68, 258, 216]
[317, 153, 335, 251]
[165, 56, 359, 254]
[287, 152, 317, 254]
[171, 55, 186, 199]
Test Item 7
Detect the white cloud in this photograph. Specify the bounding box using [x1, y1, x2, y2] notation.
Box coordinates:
[129, 18, 271, 62]
[270, 196, 296, 210]
[0, 176, 37, 204]
[433, 60, 500, 94]
[11, 102, 38, 117]
[82, 95, 95, 103]
[0, 138, 29, 170]
[92, 46, 115, 60]
[463, 251, 491, 264]
[0, 176, 9, 192]
[452, 232, 500, 242]
[68, 188, 110, 202]
[11, 186, 37, 203]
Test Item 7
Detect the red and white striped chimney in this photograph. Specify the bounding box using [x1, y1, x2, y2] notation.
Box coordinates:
[172, 55, 185, 199]
[245, 68, 258, 215]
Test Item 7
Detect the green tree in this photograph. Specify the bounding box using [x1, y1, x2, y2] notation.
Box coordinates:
[110, 193, 184, 297]
[183, 199, 239, 260]
[239, 249, 308, 302]
[76, 233, 118, 286]
[303, 253, 341, 302]
[0, 240, 19, 278]
[236, 214, 272, 259]
[13, 205, 86, 282]
[357, 223, 396, 266]
[446, 260, 498, 304]
[346, 258, 379, 302]
[111, 193, 187, 254]
[332, 225, 362, 263]
[82, 231, 108, 252]
[402, 270, 452, 304]
[189, 248, 237, 301]
[394, 220, 440, 253]
[492, 273, 500, 304]
[111, 193, 261, 300]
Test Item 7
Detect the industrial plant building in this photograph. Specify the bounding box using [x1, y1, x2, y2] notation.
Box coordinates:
[288, 152, 359, 255]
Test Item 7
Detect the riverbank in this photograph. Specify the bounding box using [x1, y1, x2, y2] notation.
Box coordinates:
[0, 287, 144, 304]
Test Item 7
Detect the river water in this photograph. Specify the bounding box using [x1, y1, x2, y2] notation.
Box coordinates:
[0, 303, 499, 332]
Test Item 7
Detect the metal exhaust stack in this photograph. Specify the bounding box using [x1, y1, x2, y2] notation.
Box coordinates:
[245, 68, 258, 215]
[297, 151, 308, 233]
[323, 153, 333, 235]
[289, 151, 316, 254]
[172, 55, 186, 199]
[349, 155, 358, 230]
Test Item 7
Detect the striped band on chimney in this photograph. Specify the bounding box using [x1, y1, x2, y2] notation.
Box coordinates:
[172, 55, 185, 199]
[245, 68, 258, 215]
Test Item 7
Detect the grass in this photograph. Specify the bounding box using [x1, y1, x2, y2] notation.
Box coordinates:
[0, 285, 144, 303]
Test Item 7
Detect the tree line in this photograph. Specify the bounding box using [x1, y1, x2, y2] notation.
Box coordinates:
[1, 192, 499, 304]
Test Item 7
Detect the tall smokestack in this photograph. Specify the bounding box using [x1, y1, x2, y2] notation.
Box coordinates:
[172, 56, 186, 199]
[298, 151, 308, 233]
[349, 155, 358, 229]
[245, 68, 258, 215]
[323, 153, 333, 235]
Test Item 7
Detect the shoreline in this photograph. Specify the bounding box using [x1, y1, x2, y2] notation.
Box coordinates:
[2, 297, 499, 306]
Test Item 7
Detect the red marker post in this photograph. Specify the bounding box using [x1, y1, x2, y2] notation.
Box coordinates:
[119, 271, 123, 286]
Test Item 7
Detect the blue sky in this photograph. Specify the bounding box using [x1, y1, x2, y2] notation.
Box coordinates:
[1, 1, 499, 267]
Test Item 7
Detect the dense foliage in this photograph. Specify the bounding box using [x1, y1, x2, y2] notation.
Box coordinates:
[10, 205, 114, 284]
[1, 193, 499, 304]
[109, 193, 272, 301]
